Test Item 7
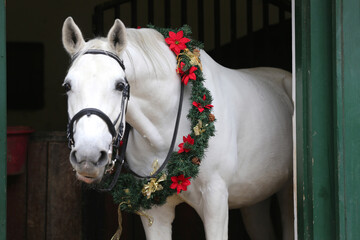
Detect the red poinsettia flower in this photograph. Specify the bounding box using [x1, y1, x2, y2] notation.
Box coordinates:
[193, 95, 214, 112]
[170, 174, 191, 194]
[165, 31, 190, 55]
[182, 66, 197, 85]
[177, 62, 185, 75]
[177, 63, 197, 85]
[178, 134, 194, 153]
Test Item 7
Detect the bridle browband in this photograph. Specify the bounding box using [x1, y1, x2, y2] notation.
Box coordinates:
[66, 49, 184, 191]
[72, 49, 126, 70]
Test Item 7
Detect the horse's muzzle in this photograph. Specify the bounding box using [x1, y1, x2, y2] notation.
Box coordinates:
[70, 149, 108, 184]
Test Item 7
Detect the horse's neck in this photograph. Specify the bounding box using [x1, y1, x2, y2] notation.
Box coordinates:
[123, 45, 182, 162]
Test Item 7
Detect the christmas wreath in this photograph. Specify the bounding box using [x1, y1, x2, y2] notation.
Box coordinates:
[102, 25, 215, 216]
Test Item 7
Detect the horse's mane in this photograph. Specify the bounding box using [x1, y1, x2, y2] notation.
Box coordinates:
[79, 28, 173, 81]
[125, 28, 174, 80]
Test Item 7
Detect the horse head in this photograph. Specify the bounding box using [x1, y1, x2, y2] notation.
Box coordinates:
[62, 17, 129, 184]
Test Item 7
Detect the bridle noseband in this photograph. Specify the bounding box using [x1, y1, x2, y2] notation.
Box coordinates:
[66, 49, 130, 176]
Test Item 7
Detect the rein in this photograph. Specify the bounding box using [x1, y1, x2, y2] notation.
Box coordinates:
[124, 82, 184, 179]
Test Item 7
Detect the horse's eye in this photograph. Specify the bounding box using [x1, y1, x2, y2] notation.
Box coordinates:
[115, 82, 125, 91]
[63, 82, 71, 92]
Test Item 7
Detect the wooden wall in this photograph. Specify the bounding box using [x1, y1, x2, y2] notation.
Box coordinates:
[7, 132, 251, 240]
[7, 132, 82, 239]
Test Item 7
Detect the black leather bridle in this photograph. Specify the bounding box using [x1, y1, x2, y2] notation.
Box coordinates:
[66, 50, 130, 188]
[66, 49, 184, 192]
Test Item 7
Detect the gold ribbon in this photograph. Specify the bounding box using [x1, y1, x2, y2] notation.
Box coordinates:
[111, 204, 123, 240]
[110, 205, 154, 239]
[135, 210, 154, 226]
[177, 48, 203, 71]
[142, 174, 167, 199]
[141, 159, 167, 199]
[193, 120, 207, 136]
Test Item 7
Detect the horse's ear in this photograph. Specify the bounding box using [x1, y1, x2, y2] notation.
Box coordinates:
[107, 19, 127, 53]
[62, 17, 85, 56]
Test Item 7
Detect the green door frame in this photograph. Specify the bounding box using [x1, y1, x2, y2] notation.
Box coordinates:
[0, 0, 6, 239]
[296, 0, 360, 239]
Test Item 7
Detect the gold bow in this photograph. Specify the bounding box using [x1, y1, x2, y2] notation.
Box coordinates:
[177, 48, 203, 71]
[193, 120, 208, 136]
[141, 159, 167, 199]
[142, 174, 167, 199]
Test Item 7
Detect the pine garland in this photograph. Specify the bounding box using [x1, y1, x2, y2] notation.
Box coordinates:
[102, 25, 215, 213]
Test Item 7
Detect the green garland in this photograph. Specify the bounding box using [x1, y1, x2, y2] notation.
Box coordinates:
[102, 25, 215, 213]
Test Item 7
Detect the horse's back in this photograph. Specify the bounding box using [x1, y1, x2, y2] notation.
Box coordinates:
[234, 67, 293, 112]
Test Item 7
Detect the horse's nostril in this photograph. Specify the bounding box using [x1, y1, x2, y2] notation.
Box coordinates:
[97, 151, 109, 167]
[70, 150, 78, 164]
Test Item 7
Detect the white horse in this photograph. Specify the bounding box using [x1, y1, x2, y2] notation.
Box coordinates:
[62, 17, 294, 240]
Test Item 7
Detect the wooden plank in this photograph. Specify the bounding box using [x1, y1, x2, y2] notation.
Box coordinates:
[307, 0, 336, 238]
[230, 0, 236, 42]
[46, 142, 82, 240]
[197, 0, 204, 42]
[132, 214, 146, 240]
[148, 0, 154, 24]
[296, 0, 347, 239]
[295, 0, 312, 238]
[246, 0, 253, 34]
[81, 188, 106, 239]
[181, 0, 187, 25]
[6, 174, 27, 240]
[334, 2, 346, 239]
[172, 203, 205, 240]
[103, 194, 121, 239]
[263, 0, 269, 28]
[30, 131, 66, 142]
[119, 211, 134, 240]
[164, 0, 170, 27]
[337, 0, 360, 238]
[0, 0, 7, 238]
[26, 141, 48, 240]
[214, 0, 220, 49]
[131, 0, 137, 28]
[229, 209, 250, 240]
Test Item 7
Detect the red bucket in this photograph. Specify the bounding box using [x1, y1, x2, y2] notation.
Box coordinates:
[7, 126, 34, 175]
